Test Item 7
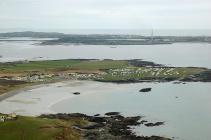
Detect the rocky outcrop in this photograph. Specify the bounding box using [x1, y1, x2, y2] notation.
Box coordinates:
[145, 122, 164, 127]
[40, 113, 172, 140]
[182, 70, 211, 82]
[128, 59, 164, 67]
[105, 112, 120, 116]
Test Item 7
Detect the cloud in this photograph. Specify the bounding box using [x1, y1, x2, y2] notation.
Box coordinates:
[0, 0, 210, 30]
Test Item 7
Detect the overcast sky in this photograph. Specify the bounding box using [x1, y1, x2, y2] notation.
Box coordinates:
[0, 0, 211, 30]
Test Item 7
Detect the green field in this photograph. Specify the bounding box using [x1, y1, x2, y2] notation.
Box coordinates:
[0, 59, 209, 83]
[0, 115, 85, 140]
[0, 59, 128, 72]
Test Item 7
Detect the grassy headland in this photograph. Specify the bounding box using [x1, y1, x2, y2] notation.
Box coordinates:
[0, 113, 84, 140]
[0, 59, 128, 72]
[0, 59, 210, 95]
[0, 59, 209, 140]
[0, 113, 171, 140]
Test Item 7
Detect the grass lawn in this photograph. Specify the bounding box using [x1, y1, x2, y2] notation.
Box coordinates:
[0, 115, 84, 140]
[0, 59, 208, 83]
[0, 59, 128, 72]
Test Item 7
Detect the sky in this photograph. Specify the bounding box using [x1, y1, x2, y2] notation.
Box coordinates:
[0, 0, 211, 30]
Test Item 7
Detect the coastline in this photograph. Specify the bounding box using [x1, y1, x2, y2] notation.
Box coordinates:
[0, 83, 58, 116]
[1, 80, 211, 139]
[0, 84, 42, 102]
[0, 80, 122, 116]
[1, 78, 211, 116]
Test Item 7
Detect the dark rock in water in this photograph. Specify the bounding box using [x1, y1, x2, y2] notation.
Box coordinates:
[145, 122, 164, 127]
[139, 88, 152, 92]
[121, 116, 142, 126]
[94, 114, 100, 117]
[73, 92, 80, 95]
[173, 81, 182, 84]
[140, 120, 148, 124]
[105, 112, 120, 116]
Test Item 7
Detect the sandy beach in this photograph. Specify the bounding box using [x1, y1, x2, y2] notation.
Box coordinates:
[0, 84, 44, 102]
[1, 79, 211, 139]
[0, 80, 121, 116]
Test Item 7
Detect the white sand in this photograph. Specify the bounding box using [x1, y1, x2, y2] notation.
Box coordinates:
[0, 80, 120, 116]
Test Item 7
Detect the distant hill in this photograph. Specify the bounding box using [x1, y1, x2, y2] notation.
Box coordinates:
[0, 31, 65, 38]
[0, 31, 210, 45]
[0, 31, 146, 39]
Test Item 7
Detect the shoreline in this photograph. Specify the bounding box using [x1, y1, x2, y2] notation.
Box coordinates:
[1, 80, 211, 139]
[0, 79, 209, 107]
[0, 84, 44, 102]
[0, 77, 209, 104]
[0, 80, 122, 116]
